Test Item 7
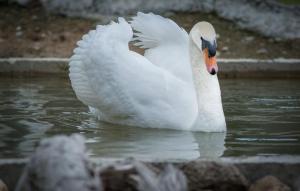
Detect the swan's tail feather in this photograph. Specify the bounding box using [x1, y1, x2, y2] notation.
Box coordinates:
[69, 18, 132, 109]
[69, 28, 99, 108]
[130, 12, 188, 49]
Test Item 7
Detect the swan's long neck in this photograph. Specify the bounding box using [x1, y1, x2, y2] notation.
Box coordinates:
[189, 38, 226, 132]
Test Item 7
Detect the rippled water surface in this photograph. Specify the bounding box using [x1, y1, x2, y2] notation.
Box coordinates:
[0, 77, 300, 160]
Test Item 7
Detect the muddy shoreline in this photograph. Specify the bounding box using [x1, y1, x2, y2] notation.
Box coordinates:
[0, 3, 299, 59]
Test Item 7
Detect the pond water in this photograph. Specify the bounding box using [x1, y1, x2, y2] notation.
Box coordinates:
[0, 77, 300, 160]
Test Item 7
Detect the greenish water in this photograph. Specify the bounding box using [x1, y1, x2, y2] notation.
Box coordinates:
[0, 78, 300, 160]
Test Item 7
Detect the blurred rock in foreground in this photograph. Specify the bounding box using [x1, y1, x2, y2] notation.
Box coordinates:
[249, 175, 291, 191]
[39, 0, 299, 39]
[99, 160, 188, 191]
[0, 180, 8, 191]
[15, 134, 102, 191]
[15, 134, 188, 191]
[182, 161, 249, 191]
[11, 134, 300, 191]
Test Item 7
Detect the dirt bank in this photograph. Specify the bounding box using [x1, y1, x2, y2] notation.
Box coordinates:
[0, 3, 299, 59]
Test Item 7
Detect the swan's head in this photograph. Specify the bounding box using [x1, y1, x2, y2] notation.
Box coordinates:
[190, 22, 218, 75]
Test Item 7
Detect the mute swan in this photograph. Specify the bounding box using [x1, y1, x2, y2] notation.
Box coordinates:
[69, 12, 226, 132]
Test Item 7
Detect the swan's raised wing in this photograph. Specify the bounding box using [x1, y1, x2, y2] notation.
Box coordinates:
[69, 18, 197, 129]
[131, 12, 193, 83]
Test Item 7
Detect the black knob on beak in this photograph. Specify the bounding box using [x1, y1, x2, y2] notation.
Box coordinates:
[210, 68, 216, 75]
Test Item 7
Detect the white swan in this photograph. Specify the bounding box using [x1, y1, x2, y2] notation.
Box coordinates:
[69, 12, 226, 132]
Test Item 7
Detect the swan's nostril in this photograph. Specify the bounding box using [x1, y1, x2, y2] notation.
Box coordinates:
[210, 68, 216, 75]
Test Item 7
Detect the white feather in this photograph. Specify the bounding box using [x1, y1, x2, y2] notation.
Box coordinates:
[131, 12, 193, 83]
[69, 16, 198, 130]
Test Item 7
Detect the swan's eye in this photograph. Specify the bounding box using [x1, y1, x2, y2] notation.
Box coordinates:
[201, 37, 208, 51]
[201, 37, 216, 57]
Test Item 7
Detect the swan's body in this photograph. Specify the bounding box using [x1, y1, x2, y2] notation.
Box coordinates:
[69, 13, 226, 132]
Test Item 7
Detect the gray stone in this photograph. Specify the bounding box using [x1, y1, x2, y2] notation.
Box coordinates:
[294, 177, 300, 191]
[2, 156, 300, 191]
[134, 162, 187, 191]
[15, 134, 102, 191]
[181, 161, 249, 191]
[99, 160, 187, 191]
[40, 0, 214, 16]
[40, 0, 94, 16]
[221, 46, 229, 52]
[243, 36, 255, 43]
[16, 0, 30, 6]
[0, 159, 25, 191]
[249, 175, 291, 191]
[256, 48, 268, 54]
[215, 0, 300, 39]
[15, 31, 23, 38]
[16, 26, 22, 31]
[15, 26, 23, 38]
[234, 160, 300, 191]
[39, 0, 299, 39]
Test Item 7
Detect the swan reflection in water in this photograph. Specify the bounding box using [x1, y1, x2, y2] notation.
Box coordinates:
[0, 83, 225, 160]
[81, 117, 226, 160]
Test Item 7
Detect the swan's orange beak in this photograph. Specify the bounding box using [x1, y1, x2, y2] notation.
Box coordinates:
[203, 48, 218, 75]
